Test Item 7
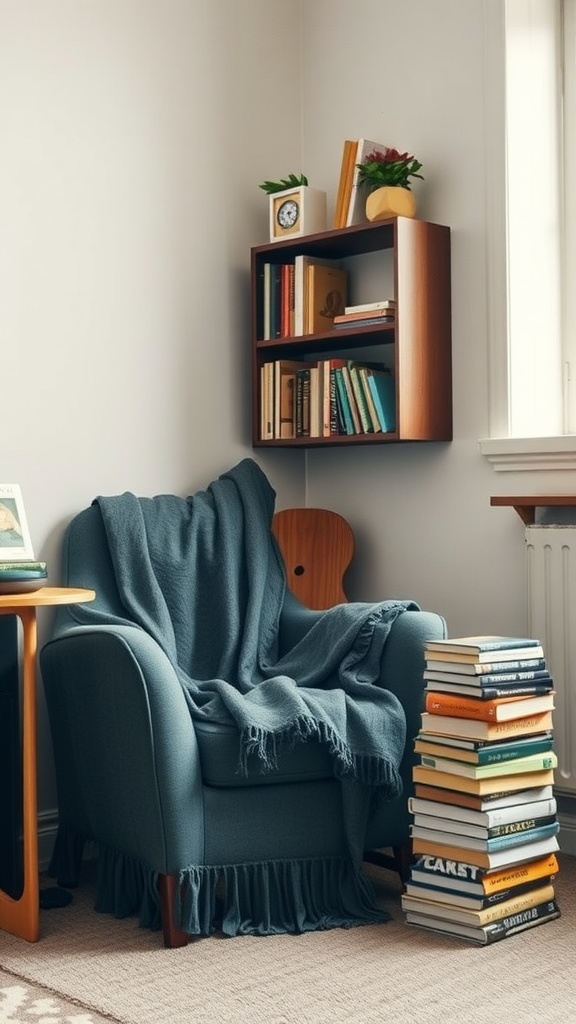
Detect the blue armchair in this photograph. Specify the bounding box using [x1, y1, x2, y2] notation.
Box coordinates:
[40, 460, 446, 946]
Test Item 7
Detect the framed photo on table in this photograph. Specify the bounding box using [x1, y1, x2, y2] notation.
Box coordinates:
[0, 484, 34, 561]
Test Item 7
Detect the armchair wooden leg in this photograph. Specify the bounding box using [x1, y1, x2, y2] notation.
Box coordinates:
[159, 873, 189, 948]
[364, 840, 414, 886]
[392, 842, 414, 885]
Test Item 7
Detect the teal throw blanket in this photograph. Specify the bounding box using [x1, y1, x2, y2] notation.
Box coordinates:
[84, 458, 412, 798]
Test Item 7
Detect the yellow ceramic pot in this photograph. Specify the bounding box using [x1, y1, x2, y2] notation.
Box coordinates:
[365, 186, 416, 222]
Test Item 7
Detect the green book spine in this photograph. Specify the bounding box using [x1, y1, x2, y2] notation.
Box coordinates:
[420, 751, 558, 778]
[474, 736, 554, 765]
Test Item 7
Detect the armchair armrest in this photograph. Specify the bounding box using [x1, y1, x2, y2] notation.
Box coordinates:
[279, 591, 447, 851]
[366, 607, 447, 850]
[279, 590, 447, 732]
[40, 624, 204, 875]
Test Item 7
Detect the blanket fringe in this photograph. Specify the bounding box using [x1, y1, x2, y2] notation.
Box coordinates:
[239, 714, 317, 774]
[240, 718, 403, 800]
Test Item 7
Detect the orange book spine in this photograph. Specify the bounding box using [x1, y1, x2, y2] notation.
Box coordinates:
[335, 139, 357, 228]
[481, 853, 559, 893]
[425, 690, 536, 721]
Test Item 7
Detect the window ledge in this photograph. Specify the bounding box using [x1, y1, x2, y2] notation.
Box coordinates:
[479, 436, 576, 472]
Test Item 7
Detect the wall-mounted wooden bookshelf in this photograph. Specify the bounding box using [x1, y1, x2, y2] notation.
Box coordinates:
[250, 216, 452, 447]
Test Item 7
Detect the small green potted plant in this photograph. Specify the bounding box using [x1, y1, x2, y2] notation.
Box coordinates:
[259, 173, 327, 241]
[356, 147, 424, 222]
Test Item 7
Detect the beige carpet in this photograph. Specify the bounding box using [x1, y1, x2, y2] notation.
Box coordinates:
[1, 854, 575, 1024]
[0, 970, 116, 1024]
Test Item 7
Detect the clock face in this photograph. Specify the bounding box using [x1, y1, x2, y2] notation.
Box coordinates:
[277, 198, 299, 229]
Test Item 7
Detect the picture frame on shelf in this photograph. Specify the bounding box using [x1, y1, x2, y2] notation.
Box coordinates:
[0, 484, 35, 561]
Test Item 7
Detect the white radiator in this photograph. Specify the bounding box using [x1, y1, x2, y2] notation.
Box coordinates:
[526, 525, 576, 795]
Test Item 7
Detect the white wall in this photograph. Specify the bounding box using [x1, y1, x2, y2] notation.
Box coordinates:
[300, 0, 574, 637]
[0, 0, 305, 825]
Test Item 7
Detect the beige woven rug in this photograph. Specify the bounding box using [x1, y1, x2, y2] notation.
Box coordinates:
[0, 854, 575, 1024]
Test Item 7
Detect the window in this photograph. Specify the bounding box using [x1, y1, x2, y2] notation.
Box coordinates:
[480, 0, 576, 470]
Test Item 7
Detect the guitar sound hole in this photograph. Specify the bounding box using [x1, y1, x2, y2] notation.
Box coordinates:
[294, 565, 305, 576]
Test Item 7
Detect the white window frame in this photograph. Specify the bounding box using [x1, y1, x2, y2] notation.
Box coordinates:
[480, 0, 576, 471]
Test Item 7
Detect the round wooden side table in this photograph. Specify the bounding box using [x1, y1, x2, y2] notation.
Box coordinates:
[0, 587, 95, 942]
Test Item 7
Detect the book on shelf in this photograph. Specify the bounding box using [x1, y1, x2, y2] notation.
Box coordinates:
[303, 361, 332, 439]
[423, 666, 551, 686]
[408, 795, 558, 830]
[411, 832, 560, 871]
[418, 750, 557, 781]
[410, 851, 559, 898]
[401, 881, 556, 928]
[404, 874, 554, 911]
[420, 710, 554, 742]
[280, 263, 295, 337]
[261, 263, 293, 340]
[260, 362, 274, 440]
[317, 360, 332, 437]
[413, 733, 554, 766]
[333, 307, 396, 324]
[412, 764, 555, 797]
[425, 644, 544, 665]
[423, 657, 548, 676]
[345, 138, 389, 226]
[333, 314, 395, 330]
[413, 782, 554, 813]
[325, 358, 348, 435]
[293, 255, 342, 336]
[305, 262, 347, 334]
[333, 139, 357, 229]
[404, 898, 561, 945]
[424, 690, 555, 723]
[347, 365, 375, 433]
[344, 299, 396, 314]
[358, 364, 395, 432]
[269, 263, 283, 339]
[423, 679, 554, 700]
[340, 365, 363, 434]
[333, 368, 356, 435]
[262, 263, 271, 340]
[426, 636, 543, 656]
[295, 368, 311, 437]
[271, 359, 309, 439]
[255, 262, 266, 340]
[308, 364, 321, 438]
[410, 820, 560, 856]
[352, 365, 382, 432]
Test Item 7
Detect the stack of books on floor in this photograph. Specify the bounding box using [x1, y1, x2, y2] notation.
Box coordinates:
[402, 634, 562, 944]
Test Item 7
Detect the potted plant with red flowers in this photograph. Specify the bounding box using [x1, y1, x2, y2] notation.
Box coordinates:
[356, 147, 424, 221]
